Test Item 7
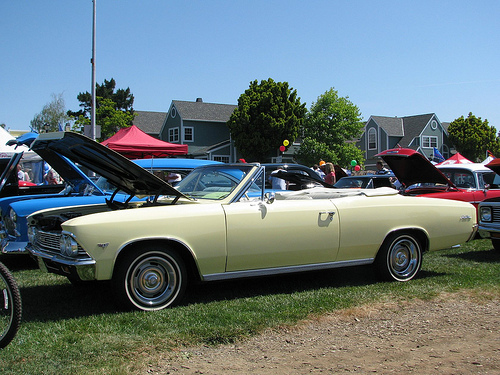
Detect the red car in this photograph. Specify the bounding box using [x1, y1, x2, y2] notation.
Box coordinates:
[376, 148, 500, 209]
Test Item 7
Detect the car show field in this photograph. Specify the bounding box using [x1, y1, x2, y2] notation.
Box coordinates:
[0, 133, 498, 374]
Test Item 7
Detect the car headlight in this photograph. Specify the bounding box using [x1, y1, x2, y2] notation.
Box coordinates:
[60, 232, 79, 257]
[480, 206, 492, 222]
[9, 208, 17, 224]
[27, 226, 37, 244]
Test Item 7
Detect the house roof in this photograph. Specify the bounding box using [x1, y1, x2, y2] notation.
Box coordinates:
[172, 100, 237, 122]
[399, 113, 435, 146]
[188, 140, 231, 157]
[133, 111, 167, 135]
[370, 116, 404, 136]
[370, 113, 437, 147]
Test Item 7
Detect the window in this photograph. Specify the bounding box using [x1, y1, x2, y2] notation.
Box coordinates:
[368, 128, 377, 150]
[168, 127, 179, 142]
[184, 127, 194, 142]
[214, 156, 230, 163]
[171, 107, 177, 118]
[430, 120, 437, 130]
[422, 136, 438, 148]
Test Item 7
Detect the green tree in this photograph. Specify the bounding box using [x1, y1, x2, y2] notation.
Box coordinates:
[295, 88, 364, 168]
[73, 98, 135, 141]
[67, 78, 134, 140]
[30, 93, 71, 133]
[227, 78, 307, 162]
[448, 112, 500, 162]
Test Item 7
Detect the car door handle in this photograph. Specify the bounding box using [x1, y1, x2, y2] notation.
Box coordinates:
[319, 211, 335, 221]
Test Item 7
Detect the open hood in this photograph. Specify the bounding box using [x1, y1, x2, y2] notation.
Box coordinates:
[376, 148, 457, 188]
[31, 132, 186, 199]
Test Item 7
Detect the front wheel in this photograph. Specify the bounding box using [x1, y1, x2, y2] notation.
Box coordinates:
[0, 262, 22, 349]
[112, 247, 187, 311]
[375, 233, 422, 282]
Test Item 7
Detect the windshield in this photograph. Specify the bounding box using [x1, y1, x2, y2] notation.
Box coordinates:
[176, 165, 254, 200]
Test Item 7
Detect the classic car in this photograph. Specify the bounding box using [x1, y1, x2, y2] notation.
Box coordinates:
[27, 132, 477, 311]
[0, 142, 220, 254]
[376, 148, 500, 208]
[476, 158, 500, 251]
[333, 174, 396, 189]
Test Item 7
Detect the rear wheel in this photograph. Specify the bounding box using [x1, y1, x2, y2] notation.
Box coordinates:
[113, 246, 187, 311]
[375, 233, 422, 282]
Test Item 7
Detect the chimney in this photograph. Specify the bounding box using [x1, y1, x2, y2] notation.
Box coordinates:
[196, 98, 203, 103]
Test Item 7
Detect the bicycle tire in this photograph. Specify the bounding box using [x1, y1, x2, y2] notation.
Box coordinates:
[0, 261, 22, 349]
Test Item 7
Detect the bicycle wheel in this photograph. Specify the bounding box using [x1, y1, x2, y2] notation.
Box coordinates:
[0, 261, 22, 349]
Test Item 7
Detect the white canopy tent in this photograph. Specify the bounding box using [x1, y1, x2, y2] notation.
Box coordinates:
[0, 127, 40, 161]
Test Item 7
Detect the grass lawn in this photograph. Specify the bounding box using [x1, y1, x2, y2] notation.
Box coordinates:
[0, 239, 499, 374]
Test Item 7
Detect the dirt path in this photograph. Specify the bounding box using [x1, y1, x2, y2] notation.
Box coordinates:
[145, 292, 500, 374]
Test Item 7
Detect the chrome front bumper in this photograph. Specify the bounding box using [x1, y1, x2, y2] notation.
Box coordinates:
[28, 244, 97, 281]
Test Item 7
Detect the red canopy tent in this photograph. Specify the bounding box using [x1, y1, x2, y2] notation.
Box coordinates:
[437, 152, 473, 165]
[101, 125, 188, 159]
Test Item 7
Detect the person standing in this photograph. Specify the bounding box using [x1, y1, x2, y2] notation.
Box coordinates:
[324, 162, 336, 185]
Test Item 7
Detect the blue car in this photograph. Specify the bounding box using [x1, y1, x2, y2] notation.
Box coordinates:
[0, 137, 220, 254]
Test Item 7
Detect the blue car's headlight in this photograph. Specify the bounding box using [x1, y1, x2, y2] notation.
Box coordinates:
[60, 232, 79, 257]
[9, 208, 17, 224]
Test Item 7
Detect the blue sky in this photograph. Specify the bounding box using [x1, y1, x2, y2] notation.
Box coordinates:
[1, 1, 499, 132]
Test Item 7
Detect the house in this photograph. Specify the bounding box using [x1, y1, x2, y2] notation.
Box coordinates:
[132, 111, 167, 138]
[159, 98, 237, 162]
[358, 113, 453, 168]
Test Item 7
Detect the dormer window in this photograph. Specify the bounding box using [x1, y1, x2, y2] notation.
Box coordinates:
[368, 128, 377, 150]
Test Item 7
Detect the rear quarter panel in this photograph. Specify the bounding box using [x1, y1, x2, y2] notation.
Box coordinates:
[332, 194, 476, 261]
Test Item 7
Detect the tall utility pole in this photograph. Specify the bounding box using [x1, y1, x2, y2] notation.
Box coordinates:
[91, 0, 96, 140]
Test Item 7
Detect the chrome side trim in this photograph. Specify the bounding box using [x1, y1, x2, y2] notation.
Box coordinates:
[202, 258, 374, 282]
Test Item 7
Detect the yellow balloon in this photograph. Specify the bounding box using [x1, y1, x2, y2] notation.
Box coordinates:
[283, 140, 289, 147]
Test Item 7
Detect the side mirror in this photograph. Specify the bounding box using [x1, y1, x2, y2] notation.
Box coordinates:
[264, 192, 275, 204]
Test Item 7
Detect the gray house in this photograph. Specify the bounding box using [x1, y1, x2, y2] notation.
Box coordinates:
[159, 98, 237, 162]
[358, 113, 453, 168]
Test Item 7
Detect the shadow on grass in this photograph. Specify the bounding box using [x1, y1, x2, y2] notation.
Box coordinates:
[446, 248, 500, 263]
[17, 262, 445, 324]
[0, 255, 38, 272]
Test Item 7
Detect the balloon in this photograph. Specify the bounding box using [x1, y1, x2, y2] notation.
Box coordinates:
[279, 145, 285, 152]
[354, 165, 361, 171]
[350, 160, 357, 166]
[283, 140, 289, 147]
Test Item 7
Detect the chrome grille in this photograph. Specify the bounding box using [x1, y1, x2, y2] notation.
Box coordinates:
[492, 206, 500, 223]
[34, 230, 87, 257]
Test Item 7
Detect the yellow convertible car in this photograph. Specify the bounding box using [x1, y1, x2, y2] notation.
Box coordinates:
[27, 132, 478, 311]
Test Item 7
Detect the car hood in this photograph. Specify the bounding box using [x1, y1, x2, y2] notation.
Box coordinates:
[3, 132, 106, 194]
[485, 158, 500, 175]
[31, 132, 186, 199]
[376, 148, 457, 188]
